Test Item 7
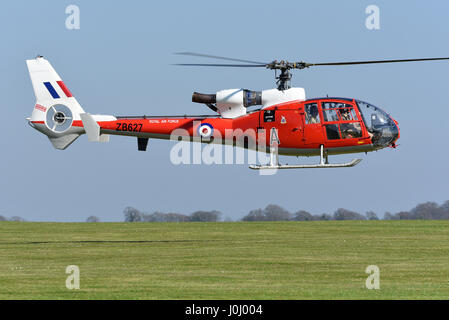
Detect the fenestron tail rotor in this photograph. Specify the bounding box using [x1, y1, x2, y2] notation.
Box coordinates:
[174, 52, 449, 90]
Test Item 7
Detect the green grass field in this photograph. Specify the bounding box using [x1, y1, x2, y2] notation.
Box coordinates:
[1, 220, 449, 299]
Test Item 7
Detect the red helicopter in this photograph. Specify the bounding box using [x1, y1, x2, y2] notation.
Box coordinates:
[26, 53, 449, 169]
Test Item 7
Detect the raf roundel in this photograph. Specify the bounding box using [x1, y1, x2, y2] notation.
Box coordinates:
[198, 123, 214, 139]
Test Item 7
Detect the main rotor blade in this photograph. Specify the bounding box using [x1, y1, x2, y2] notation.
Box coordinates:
[305, 57, 449, 68]
[175, 52, 267, 65]
[174, 63, 266, 67]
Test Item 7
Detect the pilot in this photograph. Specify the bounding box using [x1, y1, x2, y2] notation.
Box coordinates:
[341, 122, 362, 139]
[308, 105, 319, 123]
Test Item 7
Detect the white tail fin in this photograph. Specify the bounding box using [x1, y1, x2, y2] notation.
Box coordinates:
[26, 56, 85, 149]
[26, 56, 85, 120]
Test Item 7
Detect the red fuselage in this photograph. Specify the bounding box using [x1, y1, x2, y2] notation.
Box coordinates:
[69, 98, 400, 156]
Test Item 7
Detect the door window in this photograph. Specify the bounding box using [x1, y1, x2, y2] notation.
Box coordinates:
[323, 109, 339, 122]
[325, 124, 340, 140]
[338, 108, 358, 121]
[340, 123, 362, 139]
[304, 103, 320, 124]
[322, 101, 363, 140]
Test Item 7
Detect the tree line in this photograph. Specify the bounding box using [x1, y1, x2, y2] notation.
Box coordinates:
[122, 200, 449, 222]
[2, 200, 449, 222]
[124, 207, 222, 222]
[0, 215, 26, 222]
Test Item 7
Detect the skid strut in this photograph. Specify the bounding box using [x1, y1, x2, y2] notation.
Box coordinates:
[249, 145, 362, 170]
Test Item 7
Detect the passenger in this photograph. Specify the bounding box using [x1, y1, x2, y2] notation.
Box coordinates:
[340, 108, 352, 121]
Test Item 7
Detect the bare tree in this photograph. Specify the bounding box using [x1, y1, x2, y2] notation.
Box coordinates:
[124, 207, 143, 222]
[314, 213, 333, 221]
[365, 211, 379, 220]
[386, 202, 449, 220]
[86, 216, 100, 222]
[242, 208, 266, 221]
[264, 205, 292, 221]
[440, 200, 449, 213]
[145, 212, 190, 222]
[293, 210, 314, 221]
[242, 205, 291, 221]
[383, 212, 395, 220]
[9, 216, 26, 222]
[0, 215, 6, 221]
[164, 213, 191, 222]
[410, 202, 449, 219]
[142, 212, 164, 222]
[190, 210, 222, 222]
[333, 208, 366, 220]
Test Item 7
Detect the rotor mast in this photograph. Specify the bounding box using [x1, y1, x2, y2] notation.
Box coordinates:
[266, 60, 305, 90]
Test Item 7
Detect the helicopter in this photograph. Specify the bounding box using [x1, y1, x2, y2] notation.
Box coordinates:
[26, 53, 449, 169]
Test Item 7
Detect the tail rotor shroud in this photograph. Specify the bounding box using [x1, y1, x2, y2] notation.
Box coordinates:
[46, 104, 73, 133]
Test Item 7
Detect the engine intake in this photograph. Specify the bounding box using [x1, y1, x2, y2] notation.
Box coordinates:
[192, 90, 261, 108]
[192, 92, 216, 104]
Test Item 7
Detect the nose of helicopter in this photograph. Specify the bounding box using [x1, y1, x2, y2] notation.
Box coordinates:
[376, 116, 400, 148]
[390, 117, 400, 146]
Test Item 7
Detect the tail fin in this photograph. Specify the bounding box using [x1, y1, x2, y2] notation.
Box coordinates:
[26, 56, 85, 149]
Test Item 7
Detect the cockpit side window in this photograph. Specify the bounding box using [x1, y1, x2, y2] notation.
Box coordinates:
[322, 101, 363, 140]
[338, 108, 358, 121]
[322, 102, 352, 110]
[322, 102, 355, 122]
[323, 109, 339, 122]
[304, 103, 320, 124]
[340, 123, 362, 139]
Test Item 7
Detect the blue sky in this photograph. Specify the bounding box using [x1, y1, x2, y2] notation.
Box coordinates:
[1, 0, 448, 221]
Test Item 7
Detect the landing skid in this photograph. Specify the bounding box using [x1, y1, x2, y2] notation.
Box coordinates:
[249, 158, 362, 170]
[249, 145, 362, 170]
